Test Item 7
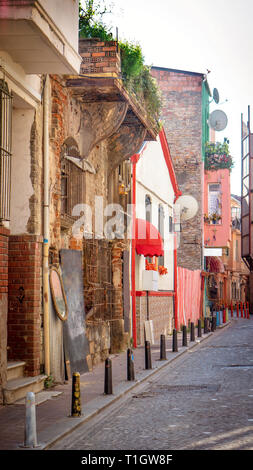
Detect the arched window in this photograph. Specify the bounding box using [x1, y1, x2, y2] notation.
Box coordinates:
[158, 204, 164, 267]
[145, 195, 152, 223]
[145, 195, 152, 263]
[60, 138, 85, 222]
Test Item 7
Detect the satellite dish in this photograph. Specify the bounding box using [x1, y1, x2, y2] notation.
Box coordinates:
[208, 110, 228, 131]
[213, 88, 219, 104]
[175, 195, 198, 221]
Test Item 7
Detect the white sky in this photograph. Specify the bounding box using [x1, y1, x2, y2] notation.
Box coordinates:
[102, 0, 253, 195]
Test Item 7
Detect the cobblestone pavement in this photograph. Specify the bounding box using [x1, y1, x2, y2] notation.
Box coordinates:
[50, 318, 253, 451]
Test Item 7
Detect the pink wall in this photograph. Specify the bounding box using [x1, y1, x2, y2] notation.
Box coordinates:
[177, 267, 202, 327]
[204, 169, 231, 248]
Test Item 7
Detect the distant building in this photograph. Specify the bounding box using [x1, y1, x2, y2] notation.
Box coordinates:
[151, 66, 211, 272]
[131, 129, 181, 345]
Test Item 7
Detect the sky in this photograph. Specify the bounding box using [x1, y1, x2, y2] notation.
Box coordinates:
[101, 0, 253, 196]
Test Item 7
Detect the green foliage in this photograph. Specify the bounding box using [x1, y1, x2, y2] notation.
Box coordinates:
[79, 1, 162, 128]
[119, 41, 144, 80]
[44, 375, 54, 389]
[205, 138, 234, 171]
[119, 41, 162, 126]
[79, 0, 113, 40]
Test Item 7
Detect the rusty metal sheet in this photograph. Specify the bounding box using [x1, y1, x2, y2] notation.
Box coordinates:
[60, 249, 89, 376]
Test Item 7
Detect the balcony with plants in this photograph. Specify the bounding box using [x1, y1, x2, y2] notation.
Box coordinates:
[78, 1, 162, 133]
[204, 138, 234, 171]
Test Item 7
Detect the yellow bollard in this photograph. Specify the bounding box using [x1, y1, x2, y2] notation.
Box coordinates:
[71, 372, 81, 417]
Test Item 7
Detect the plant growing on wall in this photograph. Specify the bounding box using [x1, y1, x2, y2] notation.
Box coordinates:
[79, 0, 113, 41]
[205, 138, 234, 171]
[79, 1, 162, 128]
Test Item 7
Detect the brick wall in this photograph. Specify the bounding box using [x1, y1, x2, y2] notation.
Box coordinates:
[136, 294, 174, 345]
[79, 39, 121, 76]
[8, 235, 43, 377]
[0, 227, 9, 403]
[151, 68, 204, 271]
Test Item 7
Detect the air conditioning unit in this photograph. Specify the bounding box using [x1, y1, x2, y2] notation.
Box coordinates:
[142, 270, 158, 291]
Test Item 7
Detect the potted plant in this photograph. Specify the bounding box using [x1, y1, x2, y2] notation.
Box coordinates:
[158, 266, 168, 275]
[205, 138, 234, 171]
[210, 212, 221, 224]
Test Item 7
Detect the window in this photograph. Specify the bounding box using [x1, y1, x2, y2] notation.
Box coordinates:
[231, 206, 240, 219]
[232, 282, 236, 299]
[158, 204, 164, 267]
[235, 240, 239, 261]
[0, 79, 12, 222]
[219, 281, 223, 300]
[208, 183, 221, 224]
[145, 195, 152, 263]
[145, 195, 152, 223]
[169, 215, 173, 233]
[60, 140, 85, 224]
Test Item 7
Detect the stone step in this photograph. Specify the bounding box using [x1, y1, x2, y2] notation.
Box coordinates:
[7, 361, 26, 382]
[3, 375, 47, 405]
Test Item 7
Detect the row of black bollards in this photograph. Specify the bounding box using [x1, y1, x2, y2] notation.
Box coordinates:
[70, 317, 218, 414]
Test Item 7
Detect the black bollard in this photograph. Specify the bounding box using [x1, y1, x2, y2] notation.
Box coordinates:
[204, 317, 208, 334]
[71, 372, 81, 417]
[190, 322, 195, 342]
[104, 358, 113, 395]
[172, 329, 178, 352]
[127, 348, 135, 381]
[197, 319, 202, 337]
[160, 334, 167, 360]
[211, 315, 216, 331]
[182, 325, 187, 347]
[145, 341, 152, 369]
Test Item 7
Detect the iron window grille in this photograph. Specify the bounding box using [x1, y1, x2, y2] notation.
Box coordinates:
[0, 79, 12, 222]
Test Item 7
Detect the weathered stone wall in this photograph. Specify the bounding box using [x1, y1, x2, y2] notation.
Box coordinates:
[86, 321, 110, 366]
[49, 75, 131, 366]
[136, 294, 174, 346]
[110, 240, 130, 353]
[151, 68, 204, 271]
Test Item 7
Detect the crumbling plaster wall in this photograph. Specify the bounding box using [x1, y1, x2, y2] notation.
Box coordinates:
[49, 75, 130, 365]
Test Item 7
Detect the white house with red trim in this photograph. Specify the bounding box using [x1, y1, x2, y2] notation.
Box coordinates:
[131, 129, 181, 346]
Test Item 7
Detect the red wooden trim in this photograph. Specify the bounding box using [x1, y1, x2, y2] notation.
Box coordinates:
[159, 128, 181, 201]
[174, 232, 178, 330]
[131, 159, 137, 348]
[136, 290, 175, 297]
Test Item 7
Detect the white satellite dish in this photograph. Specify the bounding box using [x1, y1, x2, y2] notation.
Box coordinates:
[208, 110, 228, 131]
[175, 195, 199, 221]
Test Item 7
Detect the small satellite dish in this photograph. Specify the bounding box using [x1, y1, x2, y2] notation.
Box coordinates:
[208, 110, 228, 132]
[213, 88, 219, 104]
[175, 195, 198, 221]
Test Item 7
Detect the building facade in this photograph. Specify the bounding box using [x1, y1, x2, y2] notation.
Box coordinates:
[132, 129, 180, 345]
[0, 0, 82, 404]
[0, 3, 158, 403]
[151, 67, 210, 272]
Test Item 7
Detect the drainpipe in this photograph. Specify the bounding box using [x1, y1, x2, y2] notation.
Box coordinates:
[43, 75, 50, 376]
[131, 156, 137, 348]
[173, 191, 181, 331]
[173, 233, 178, 331]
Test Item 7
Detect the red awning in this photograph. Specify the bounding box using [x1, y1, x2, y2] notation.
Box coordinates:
[135, 218, 164, 257]
[206, 256, 225, 273]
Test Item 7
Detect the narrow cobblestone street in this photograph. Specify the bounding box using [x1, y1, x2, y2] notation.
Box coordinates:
[50, 318, 253, 451]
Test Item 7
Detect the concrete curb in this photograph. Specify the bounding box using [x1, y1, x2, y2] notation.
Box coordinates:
[41, 326, 225, 450]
